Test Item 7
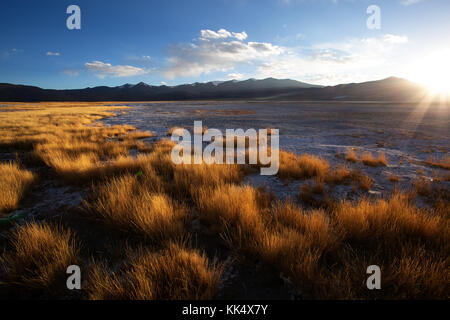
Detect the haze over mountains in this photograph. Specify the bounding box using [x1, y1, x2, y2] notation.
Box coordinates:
[0, 77, 430, 102]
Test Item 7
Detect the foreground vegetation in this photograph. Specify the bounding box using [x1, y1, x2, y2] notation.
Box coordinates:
[0, 102, 448, 300]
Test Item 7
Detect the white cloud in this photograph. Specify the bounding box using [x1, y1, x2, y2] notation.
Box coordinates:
[401, 0, 423, 6]
[162, 29, 410, 85]
[255, 34, 410, 85]
[200, 29, 248, 41]
[165, 29, 283, 78]
[227, 72, 245, 80]
[85, 60, 148, 78]
[46, 51, 60, 56]
[383, 34, 408, 44]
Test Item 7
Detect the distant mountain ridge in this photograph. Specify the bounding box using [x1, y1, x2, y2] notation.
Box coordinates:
[0, 77, 430, 102]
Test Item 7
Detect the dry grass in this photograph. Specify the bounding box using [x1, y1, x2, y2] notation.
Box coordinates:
[356, 172, 374, 191]
[118, 130, 156, 141]
[413, 178, 449, 209]
[325, 165, 353, 185]
[297, 183, 332, 209]
[331, 193, 447, 249]
[0, 162, 35, 214]
[425, 156, 450, 170]
[325, 166, 373, 191]
[87, 243, 222, 300]
[259, 202, 336, 293]
[413, 178, 432, 196]
[33, 127, 156, 183]
[86, 174, 187, 241]
[196, 184, 265, 239]
[0, 223, 78, 291]
[361, 151, 388, 167]
[0, 103, 155, 185]
[388, 173, 401, 182]
[173, 162, 243, 200]
[0, 102, 448, 300]
[345, 148, 359, 163]
[196, 185, 336, 296]
[278, 151, 329, 181]
[308, 192, 448, 298]
[196, 181, 449, 299]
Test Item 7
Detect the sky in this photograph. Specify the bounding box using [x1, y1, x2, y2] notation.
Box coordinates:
[0, 0, 449, 89]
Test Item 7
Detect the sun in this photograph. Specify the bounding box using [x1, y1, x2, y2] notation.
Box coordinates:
[408, 49, 450, 96]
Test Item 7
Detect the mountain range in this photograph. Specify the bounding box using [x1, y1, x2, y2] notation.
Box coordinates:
[0, 77, 431, 102]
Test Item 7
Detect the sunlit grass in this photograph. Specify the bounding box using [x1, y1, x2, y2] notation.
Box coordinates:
[0, 162, 35, 214]
[361, 151, 388, 167]
[0, 102, 448, 300]
[425, 155, 450, 170]
[87, 243, 222, 300]
[278, 151, 329, 181]
[0, 223, 78, 291]
[86, 174, 187, 241]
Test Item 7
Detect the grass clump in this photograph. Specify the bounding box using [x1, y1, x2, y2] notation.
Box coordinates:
[331, 193, 446, 249]
[388, 173, 401, 182]
[0, 162, 35, 214]
[87, 243, 222, 300]
[173, 163, 243, 200]
[86, 173, 187, 241]
[345, 148, 359, 163]
[325, 166, 373, 191]
[425, 156, 450, 170]
[0, 223, 78, 291]
[361, 151, 388, 167]
[278, 151, 329, 181]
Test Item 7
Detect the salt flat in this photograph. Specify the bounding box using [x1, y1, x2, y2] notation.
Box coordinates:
[104, 101, 449, 202]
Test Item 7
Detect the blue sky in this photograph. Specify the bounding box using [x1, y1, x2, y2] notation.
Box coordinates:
[1, 0, 449, 89]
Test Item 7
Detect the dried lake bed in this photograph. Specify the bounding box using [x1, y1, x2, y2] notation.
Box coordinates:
[104, 101, 449, 203]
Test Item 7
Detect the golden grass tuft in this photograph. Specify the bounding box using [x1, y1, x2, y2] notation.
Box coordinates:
[0, 162, 35, 213]
[0, 223, 78, 290]
[356, 172, 374, 191]
[413, 178, 432, 197]
[425, 155, 450, 170]
[196, 184, 337, 295]
[345, 148, 359, 163]
[260, 202, 336, 292]
[87, 174, 187, 240]
[388, 173, 401, 182]
[196, 184, 265, 239]
[278, 151, 329, 181]
[331, 193, 446, 249]
[87, 243, 222, 300]
[361, 151, 388, 167]
[173, 163, 243, 200]
[118, 130, 156, 141]
[325, 165, 353, 185]
[325, 166, 373, 191]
